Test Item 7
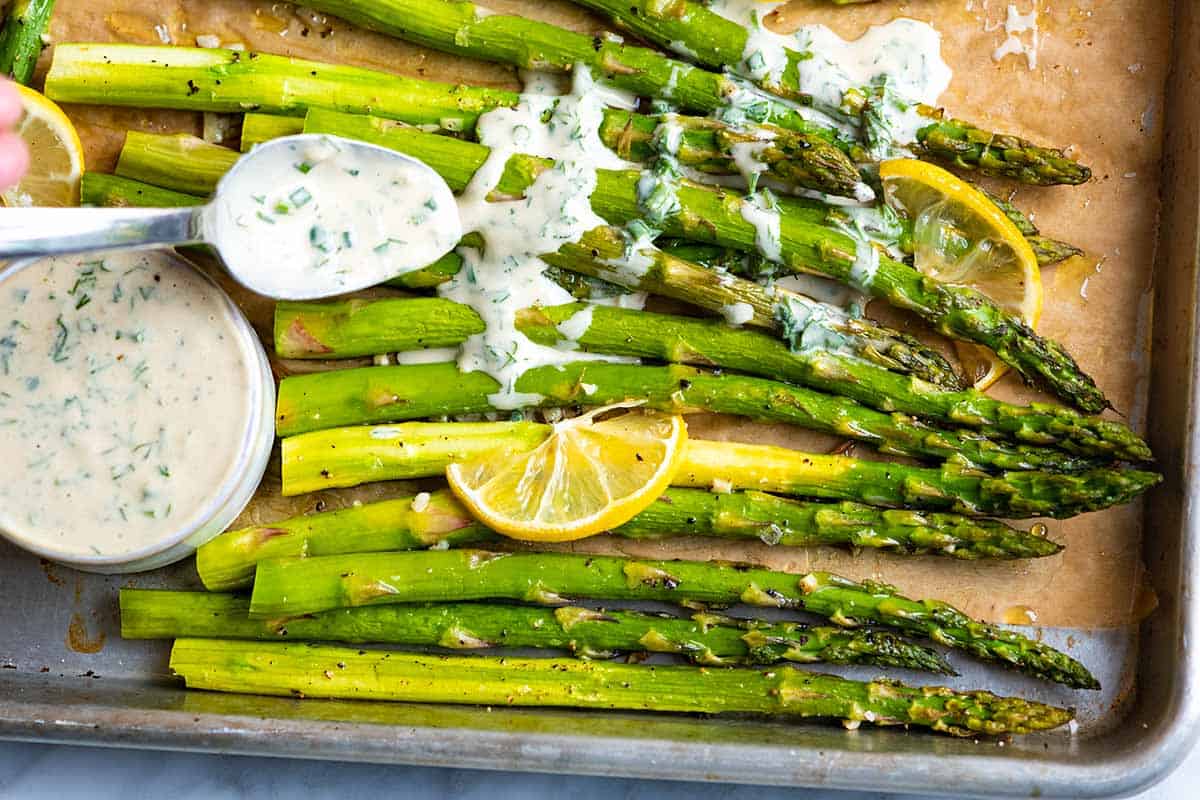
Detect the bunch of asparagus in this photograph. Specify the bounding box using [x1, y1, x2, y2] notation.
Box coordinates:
[45, 0, 1144, 736]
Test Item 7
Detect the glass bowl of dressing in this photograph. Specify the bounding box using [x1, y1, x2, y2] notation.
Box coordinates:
[0, 248, 274, 573]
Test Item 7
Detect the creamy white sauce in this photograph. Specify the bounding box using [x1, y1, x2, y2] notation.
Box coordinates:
[774, 273, 864, 309]
[774, 295, 855, 354]
[392, 346, 461, 366]
[0, 251, 256, 557]
[721, 302, 755, 326]
[740, 190, 784, 263]
[441, 66, 637, 409]
[992, 4, 1040, 70]
[207, 136, 461, 298]
[729, 135, 775, 192]
[705, 2, 952, 154]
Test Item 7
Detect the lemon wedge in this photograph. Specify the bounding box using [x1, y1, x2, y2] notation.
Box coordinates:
[2, 83, 84, 207]
[446, 404, 687, 542]
[879, 159, 1041, 390]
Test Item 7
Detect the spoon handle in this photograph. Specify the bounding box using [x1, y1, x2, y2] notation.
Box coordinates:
[0, 206, 205, 258]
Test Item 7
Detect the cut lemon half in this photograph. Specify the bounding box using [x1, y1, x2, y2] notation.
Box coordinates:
[879, 159, 1041, 390]
[2, 84, 84, 207]
[446, 404, 687, 542]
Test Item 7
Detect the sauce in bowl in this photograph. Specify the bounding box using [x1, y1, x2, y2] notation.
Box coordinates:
[0, 249, 273, 571]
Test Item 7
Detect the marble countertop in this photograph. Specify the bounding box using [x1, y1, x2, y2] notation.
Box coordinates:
[0, 737, 1194, 799]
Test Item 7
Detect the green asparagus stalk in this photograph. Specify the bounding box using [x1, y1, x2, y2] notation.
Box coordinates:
[571, 0, 1090, 185]
[280, 419, 1158, 518]
[116, 132, 239, 196]
[196, 487, 1059, 592]
[276, 360, 1103, 474]
[80, 172, 203, 208]
[275, 298, 485, 360]
[298, 107, 1112, 411]
[240, 113, 304, 152]
[170, 639, 1074, 735]
[0, 0, 55, 85]
[122, 590, 952, 673]
[45, 44, 861, 196]
[246, 549, 1098, 688]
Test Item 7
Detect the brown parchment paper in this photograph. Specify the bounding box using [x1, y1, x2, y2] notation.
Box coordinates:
[38, 0, 1170, 627]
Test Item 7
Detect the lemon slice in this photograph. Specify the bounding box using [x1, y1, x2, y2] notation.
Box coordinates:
[2, 84, 84, 207]
[446, 404, 687, 542]
[879, 159, 1041, 390]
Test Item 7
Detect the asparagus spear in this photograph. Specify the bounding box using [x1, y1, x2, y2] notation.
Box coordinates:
[280, 418, 1158, 518]
[246, 549, 1098, 688]
[276, 296, 1145, 461]
[196, 487, 1059, 592]
[275, 298, 485, 360]
[298, 107, 1112, 411]
[277, 360, 1103, 473]
[81, 172, 202, 208]
[116, 132, 239, 196]
[46, 44, 861, 197]
[0, 0, 55, 85]
[170, 639, 1074, 735]
[122, 589, 952, 673]
[240, 113, 304, 152]
[571, 0, 1090, 185]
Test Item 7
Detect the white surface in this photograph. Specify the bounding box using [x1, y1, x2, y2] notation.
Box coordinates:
[0, 738, 1194, 799]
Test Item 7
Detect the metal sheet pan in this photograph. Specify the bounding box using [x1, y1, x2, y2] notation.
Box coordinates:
[1, 3, 1197, 797]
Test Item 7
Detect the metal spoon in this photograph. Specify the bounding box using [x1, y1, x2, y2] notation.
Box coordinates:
[0, 134, 463, 300]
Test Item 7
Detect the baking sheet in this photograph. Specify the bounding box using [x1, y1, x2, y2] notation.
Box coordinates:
[33, 0, 1170, 631]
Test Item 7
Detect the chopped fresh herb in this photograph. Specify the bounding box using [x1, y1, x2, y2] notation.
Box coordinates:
[256, 210, 276, 224]
[294, 161, 313, 174]
[289, 187, 313, 208]
[50, 316, 71, 362]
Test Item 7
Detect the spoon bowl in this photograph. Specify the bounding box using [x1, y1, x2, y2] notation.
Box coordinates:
[0, 134, 463, 300]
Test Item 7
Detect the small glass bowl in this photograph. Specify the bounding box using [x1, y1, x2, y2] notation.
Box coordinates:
[0, 250, 275, 573]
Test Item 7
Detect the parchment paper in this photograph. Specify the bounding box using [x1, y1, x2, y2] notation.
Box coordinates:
[37, 0, 1170, 627]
